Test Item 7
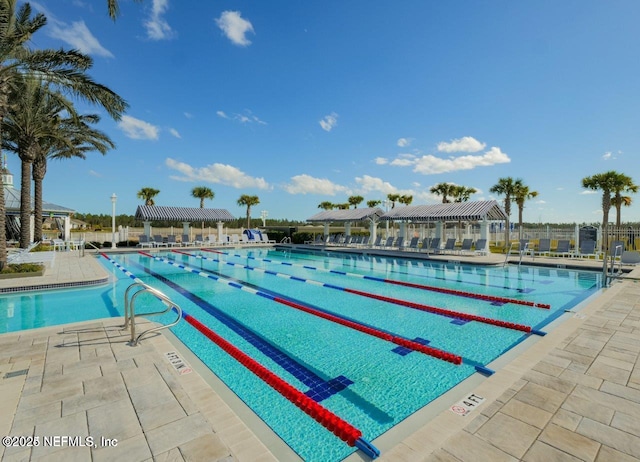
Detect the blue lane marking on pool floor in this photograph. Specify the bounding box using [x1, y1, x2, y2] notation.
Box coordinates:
[392, 337, 431, 356]
[129, 259, 353, 401]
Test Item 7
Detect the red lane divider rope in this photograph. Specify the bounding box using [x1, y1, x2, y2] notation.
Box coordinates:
[182, 312, 379, 457]
[344, 288, 532, 333]
[385, 279, 550, 309]
[274, 298, 462, 365]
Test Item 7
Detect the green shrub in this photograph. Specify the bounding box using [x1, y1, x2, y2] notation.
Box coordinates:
[1, 263, 44, 274]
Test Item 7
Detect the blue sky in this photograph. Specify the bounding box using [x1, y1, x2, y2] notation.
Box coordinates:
[9, 0, 640, 223]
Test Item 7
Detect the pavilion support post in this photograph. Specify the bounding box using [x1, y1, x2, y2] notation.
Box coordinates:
[345, 222, 351, 236]
[480, 219, 490, 253]
[369, 219, 377, 244]
[323, 222, 329, 238]
[217, 221, 224, 244]
[182, 222, 190, 240]
[143, 221, 152, 238]
[435, 221, 443, 242]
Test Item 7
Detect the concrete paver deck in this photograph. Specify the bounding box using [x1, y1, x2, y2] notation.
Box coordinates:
[1, 248, 639, 461]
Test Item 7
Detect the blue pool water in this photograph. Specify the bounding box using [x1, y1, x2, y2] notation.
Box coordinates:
[0, 248, 602, 461]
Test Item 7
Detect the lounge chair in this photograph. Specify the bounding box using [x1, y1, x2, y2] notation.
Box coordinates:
[138, 235, 154, 248]
[194, 234, 204, 246]
[406, 236, 419, 251]
[262, 233, 276, 244]
[382, 237, 394, 248]
[181, 234, 194, 246]
[422, 237, 441, 254]
[153, 235, 168, 247]
[474, 238, 488, 255]
[370, 236, 382, 248]
[166, 235, 180, 247]
[459, 238, 473, 254]
[342, 235, 353, 246]
[535, 238, 551, 257]
[441, 238, 456, 253]
[229, 234, 240, 245]
[359, 236, 370, 247]
[393, 237, 404, 249]
[551, 240, 572, 257]
[621, 251, 640, 265]
[609, 240, 625, 258]
[577, 239, 597, 259]
[52, 238, 66, 251]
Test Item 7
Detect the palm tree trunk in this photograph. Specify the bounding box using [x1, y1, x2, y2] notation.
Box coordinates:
[32, 157, 46, 242]
[19, 157, 32, 248]
[518, 206, 524, 240]
[0, 163, 6, 270]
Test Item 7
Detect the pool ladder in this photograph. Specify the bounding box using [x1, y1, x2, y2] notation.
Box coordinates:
[122, 282, 182, 346]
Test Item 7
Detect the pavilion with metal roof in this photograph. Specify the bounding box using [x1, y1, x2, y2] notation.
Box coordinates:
[380, 200, 507, 222]
[134, 205, 235, 239]
[307, 207, 385, 241]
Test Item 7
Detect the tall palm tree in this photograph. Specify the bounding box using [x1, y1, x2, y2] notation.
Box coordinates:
[0, 0, 127, 266]
[3, 78, 84, 247]
[451, 185, 477, 203]
[367, 199, 381, 208]
[107, 0, 143, 20]
[512, 183, 538, 240]
[582, 171, 633, 254]
[609, 175, 637, 226]
[137, 187, 160, 206]
[489, 177, 520, 251]
[30, 114, 114, 242]
[398, 194, 413, 206]
[191, 186, 214, 208]
[429, 182, 457, 203]
[387, 193, 400, 209]
[348, 195, 364, 209]
[318, 201, 334, 210]
[237, 194, 260, 228]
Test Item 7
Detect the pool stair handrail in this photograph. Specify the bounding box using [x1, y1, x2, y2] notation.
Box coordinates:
[123, 281, 182, 346]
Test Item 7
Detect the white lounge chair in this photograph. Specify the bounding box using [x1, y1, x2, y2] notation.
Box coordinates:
[138, 235, 154, 248]
[153, 235, 168, 248]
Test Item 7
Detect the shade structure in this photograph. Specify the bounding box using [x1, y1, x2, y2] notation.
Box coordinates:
[380, 200, 507, 222]
[135, 205, 235, 222]
[306, 207, 384, 223]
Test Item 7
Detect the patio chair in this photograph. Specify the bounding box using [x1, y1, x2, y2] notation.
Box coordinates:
[535, 238, 551, 257]
[359, 236, 370, 247]
[406, 236, 420, 251]
[576, 239, 597, 259]
[230, 234, 240, 245]
[194, 234, 204, 246]
[422, 237, 441, 254]
[551, 240, 572, 257]
[393, 237, 404, 249]
[262, 233, 276, 244]
[441, 238, 456, 253]
[621, 251, 640, 265]
[474, 238, 488, 255]
[370, 236, 382, 248]
[382, 237, 394, 248]
[181, 234, 194, 246]
[459, 238, 473, 254]
[166, 235, 180, 247]
[153, 235, 168, 247]
[138, 235, 154, 248]
[609, 240, 625, 258]
[52, 238, 66, 251]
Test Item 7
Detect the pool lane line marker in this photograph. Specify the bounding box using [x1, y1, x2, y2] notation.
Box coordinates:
[179, 250, 534, 334]
[99, 254, 379, 458]
[198, 249, 550, 309]
[181, 309, 380, 459]
[143, 251, 463, 365]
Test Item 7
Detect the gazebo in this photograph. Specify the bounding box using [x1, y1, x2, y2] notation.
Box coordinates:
[134, 205, 235, 240]
[380, 200, 508, 252]
[2, 163, 75, 242]
[306, 207, 385, 242]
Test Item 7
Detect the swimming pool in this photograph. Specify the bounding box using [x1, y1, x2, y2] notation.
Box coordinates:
[0, 248, 602, 461]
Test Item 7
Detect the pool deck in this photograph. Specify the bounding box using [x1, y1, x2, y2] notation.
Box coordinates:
[1, 248, 639, 461]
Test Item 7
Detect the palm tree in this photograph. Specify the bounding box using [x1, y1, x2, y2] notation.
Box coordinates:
[582, 171, 635, 254]
[318, 201, 334, 210]
[489, 177, 520, 251]
[513, 183, 538, 240]
[237, 194, 260, 228]
[398, 194, 413, 206]
[137, 187, 160, 206]
[107, 0, 143, 20]
[348, 195, 364, 209]
[429, 182, 457, 203]
[387, 193, 400, 209]
[609, 175, 637, 226]
[367, 200, 381, 208]
[191, 186, 214, 208]
[451, 185, 477, 202]
[30, 114, 113, 242]
[0, 0, 127, 266]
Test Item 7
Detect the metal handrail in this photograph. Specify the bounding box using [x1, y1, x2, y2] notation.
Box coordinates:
[122, 282, 182, 346]
[504, 242, 515, 266]
[610, 244, 624, 276]
[280, 236, 292, 243]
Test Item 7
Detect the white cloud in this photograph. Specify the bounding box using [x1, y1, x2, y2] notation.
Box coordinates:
[144, 0, 174, 40]
[283, 174, 349, 195]
[216, 111, 228, 119]
[48, 20, 114, 58]
[397, 137, 412, 147]
[412, 147, 510, 174]
[319, 112, 338, 132]
[354, 175, 397, 195]
[581, 190, 598, 195]
[374, 157, 388, 165]
[602, 151, 612, 160]
[118, 115, 159, 140]
[166, 158, 270, 189]
[169, 128, 181, 138]
[437, 136, 486, 153]
[89, 170, 101, 177]
[390, 153, 416, 167]
[216, 11, 254, 46]
[184, 112, 193, 119]
[234, 110, 267, 125]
